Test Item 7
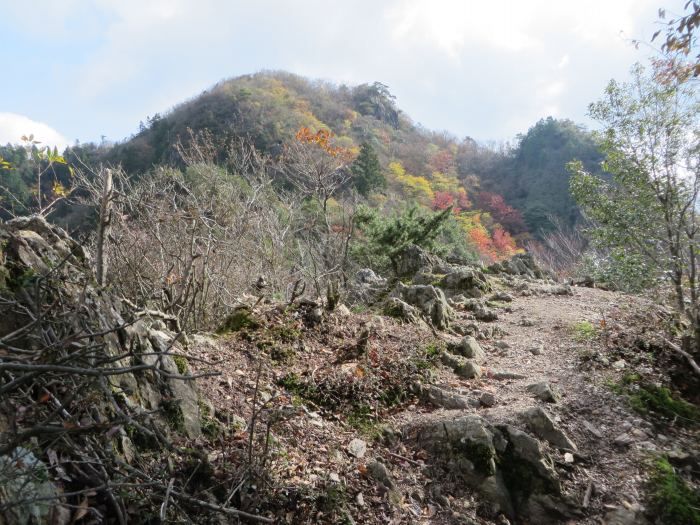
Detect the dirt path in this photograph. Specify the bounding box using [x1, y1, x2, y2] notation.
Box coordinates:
[192, 282, 692, 524]
[391, 285, 666, 523]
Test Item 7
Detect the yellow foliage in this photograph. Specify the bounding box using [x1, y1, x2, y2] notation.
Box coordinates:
[295, 127, 351, 159]
[387, 161, 406, 179]
[395, 172, 434, 202]
[430, 171, 461, 193]
[52, 182, 69, 198]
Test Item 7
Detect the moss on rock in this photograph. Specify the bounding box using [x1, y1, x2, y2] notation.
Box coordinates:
[647, 456, 700, 525]
[217, 307, 260, 333]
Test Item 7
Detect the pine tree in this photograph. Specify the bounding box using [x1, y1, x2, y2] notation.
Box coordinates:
[351, 142, 385, 196]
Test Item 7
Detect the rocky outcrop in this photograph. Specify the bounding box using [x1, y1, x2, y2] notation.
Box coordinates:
[411, 415, 578, 522]
[488, 253, 545, 279]
[419, 385, 473, 409]
[348, 268, 388, 305]
[383, 297, 423, 325]
[0, 216, 204, 523]
[527, 382, 561, 403]
[521, 407, 577, 450]
[441, 352, 482, 379]
[394, 245, 492, 298]
[1, 216, 202, 439]
[395, 244, 444, 278]
[0, 448, 68, 525]
[437, 267, 492, 298]
[450, 336, 486, 362]
[390, 282, 453, 330]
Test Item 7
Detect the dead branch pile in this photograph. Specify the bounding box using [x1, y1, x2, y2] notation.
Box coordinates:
[0, 216, 273, 524]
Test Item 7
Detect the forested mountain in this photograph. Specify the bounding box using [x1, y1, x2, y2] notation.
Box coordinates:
[1, 71, 603, 255]
[478, 118, 605, 233]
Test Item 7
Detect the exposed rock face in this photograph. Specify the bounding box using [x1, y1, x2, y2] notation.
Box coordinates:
[0, 218, 204, 437]
[451, 336, 486, 362]
[0, 448, 68, 525]
[394, 244, 492, 299]
[391, 282, 453, 330]
[489, 253, 545, 279]
[0, 216, 203, 523]
[527, 382, 560, 403]
[441, 352, 482, 379]
[349, 268, 388, 305]
[437, 267, 492, 298]
[395, 244, 443, 278]
[460, 299, 499, 322]
[411, 415, 577, 521]
[521, 407, 577, 450]
[383, 297, 423, 325]
[420, 384, 472, 409]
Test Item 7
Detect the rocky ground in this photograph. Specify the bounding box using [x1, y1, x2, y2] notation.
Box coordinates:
[188, 263, 699, 524]
[3, 217, 696, 524]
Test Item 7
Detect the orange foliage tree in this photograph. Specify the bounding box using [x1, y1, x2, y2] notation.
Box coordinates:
[286, 127, 353, 212]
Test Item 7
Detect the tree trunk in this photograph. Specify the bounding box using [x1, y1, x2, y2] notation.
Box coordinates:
[96, 168, 113, 287]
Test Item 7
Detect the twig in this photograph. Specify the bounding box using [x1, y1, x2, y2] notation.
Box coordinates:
[169, 489, 274, 523]
[160, 478, 175, 521]
[663, 336, 700, 377]
[388, 451, 422, 466]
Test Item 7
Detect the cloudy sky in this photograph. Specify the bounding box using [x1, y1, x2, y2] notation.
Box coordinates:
[1, 0, 685, 149]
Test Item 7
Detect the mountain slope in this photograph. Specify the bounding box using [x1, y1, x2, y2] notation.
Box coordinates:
[1, 71, 604, 258]
[478, 117, 605, 234]
[103, 72, 602, 237]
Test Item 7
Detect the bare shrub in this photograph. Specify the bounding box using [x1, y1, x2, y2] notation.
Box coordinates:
[282, 128, 357, 299]
[76, 135, 300, 331]
[526, 216, 588, 279]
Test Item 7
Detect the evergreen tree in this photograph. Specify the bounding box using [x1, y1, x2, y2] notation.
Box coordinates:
[352, 204, 454, 273]
[351, 142, 385, 196]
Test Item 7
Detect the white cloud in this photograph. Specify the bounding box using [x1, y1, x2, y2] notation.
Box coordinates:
[385, 0, 540, 57]
[2, 0, 686, 142]
[0, 113, 69, 151]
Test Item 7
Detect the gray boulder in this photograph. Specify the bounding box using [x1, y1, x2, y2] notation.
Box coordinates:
[395, 244, 443, 278]
[480, 391, 497, 407]
[391, 282, 453, 330]
[539, 284, 573, 296]
[441, 352, 482, 379]
[356, 268, 386, 286]
[489, 253, 544, 279]
[348, 268, 388, 305]
[0, 216, 202, 439]
[474, 306, 499, 322]
[438, 267, 492, 298]
[383, 297, 423, 325]
[527, 382, 560, 403]
[367, 459, 395, 489]
[452, 335, 486, 363]
[604, 505, 649, 525]
[490, 291, 514, 302]
[0, 448, 68, 525]
[421, 384, 472, 409]
[521, 407, 577, 450]
[412, 415, 573, 521]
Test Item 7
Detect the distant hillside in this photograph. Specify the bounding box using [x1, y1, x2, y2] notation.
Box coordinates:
[2, 71, 604, 256]
[478, 117, 604, 234]
[100, 72, 602, 235]
[105, 71, 474, 178]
